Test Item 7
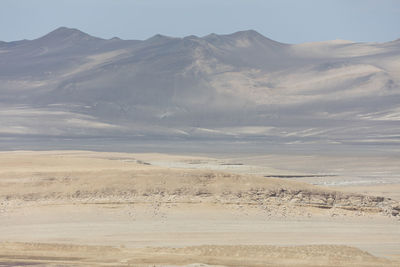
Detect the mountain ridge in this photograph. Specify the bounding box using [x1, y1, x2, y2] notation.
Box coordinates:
[0, 27, 399, 151]
[1, 27, 398, 47]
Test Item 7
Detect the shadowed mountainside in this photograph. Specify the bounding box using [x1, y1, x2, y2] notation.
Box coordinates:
[0, 27, 399, 148]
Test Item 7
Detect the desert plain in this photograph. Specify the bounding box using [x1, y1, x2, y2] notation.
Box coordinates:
[0, 150, 399, 266]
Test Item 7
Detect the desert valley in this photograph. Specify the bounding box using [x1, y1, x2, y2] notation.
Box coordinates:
[0, 150, 399, 266]
[0, 22, 399, 266]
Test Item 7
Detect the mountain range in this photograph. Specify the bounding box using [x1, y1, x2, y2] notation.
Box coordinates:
[0, 27, 399, 150]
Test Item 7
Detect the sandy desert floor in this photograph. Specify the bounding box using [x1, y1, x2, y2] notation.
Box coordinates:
[0, 150, 399, 266]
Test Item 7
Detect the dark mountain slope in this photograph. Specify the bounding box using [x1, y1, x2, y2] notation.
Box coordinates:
[0, 28, 399, 147]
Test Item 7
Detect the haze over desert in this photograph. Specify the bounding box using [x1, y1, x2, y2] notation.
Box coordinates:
[1, 1, 400, 266]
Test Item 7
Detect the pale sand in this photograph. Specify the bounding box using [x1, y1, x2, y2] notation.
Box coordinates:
[0, 151, 399, 266]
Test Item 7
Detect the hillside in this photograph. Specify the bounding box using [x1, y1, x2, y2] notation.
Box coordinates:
[0, 28, 399, 149]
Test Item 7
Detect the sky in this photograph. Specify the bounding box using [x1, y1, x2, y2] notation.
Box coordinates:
[0, 0, 399, 43]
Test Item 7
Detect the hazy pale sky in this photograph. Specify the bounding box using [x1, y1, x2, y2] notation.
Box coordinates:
[1, 0, 399, 43]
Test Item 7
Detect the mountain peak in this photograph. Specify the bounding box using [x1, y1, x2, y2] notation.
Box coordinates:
[109, 37, 122, 41]
[146, 34, 178, 43]
[183, 35, 200, 40]
[228, 30, 284, 44]
[53, 26, 83, 34]
[203, 33, 223, 42]
[203, 30, 286, 48]
[38, 27, 100, 42]
[230, 29, 262, 37]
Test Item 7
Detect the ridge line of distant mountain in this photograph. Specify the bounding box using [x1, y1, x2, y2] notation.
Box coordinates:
[1, 26, 398, 45]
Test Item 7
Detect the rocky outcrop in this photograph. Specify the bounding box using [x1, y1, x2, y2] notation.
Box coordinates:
[2, 183, 398, 218]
